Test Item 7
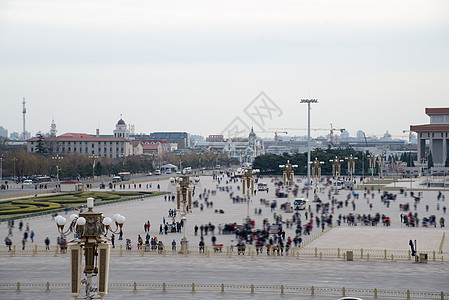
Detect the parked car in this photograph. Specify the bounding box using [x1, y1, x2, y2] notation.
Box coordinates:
[147, 172, 152, 176]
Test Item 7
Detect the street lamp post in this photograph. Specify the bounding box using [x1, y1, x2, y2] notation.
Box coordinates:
[55, 198, 125, 299]
[329, 156, 344, 179]
[367, 152, 376, 181]
[0, 156, 4, 182]
[300, 98, 318, 198]
[89, 154, 99, 179]
[310, 157, 324, 196]
[52, 154, 63, 191]
[170, 173, 200, 254]
[242, 166, 260, 219]
[279, 160, 298, 212]
[345, 154, 358, 184]
[12, 157, 18, 182]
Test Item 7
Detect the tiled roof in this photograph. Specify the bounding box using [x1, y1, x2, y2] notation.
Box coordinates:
[425, 108, 449, 115]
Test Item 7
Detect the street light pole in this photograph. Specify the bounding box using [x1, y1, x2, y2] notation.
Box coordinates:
[55, 198, 125, 299]
[300, 98, 318, 198]
[12, 157, 18, 181]
[52, 154, 63, 191]
[170, 173, 200, 254]
[89, 154, 99, 179]
[0, 156, 4, 182]
[242, 166, 259, 220]
[279, 160, 298, 211]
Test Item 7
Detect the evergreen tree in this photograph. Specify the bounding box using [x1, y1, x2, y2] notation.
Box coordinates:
[35, 134, 46, 155]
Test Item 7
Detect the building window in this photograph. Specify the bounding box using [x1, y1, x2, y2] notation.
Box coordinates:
[30, 147, 34, 152]
[110, 147, 112, 152]
[104, 147, 107, 152]
[68, 147, 71, 151]
[85, 147, 88, 152]
[92, 144, 94, 148]
[110, 142, 112, 145]
[62, 147, 65, 151]
[92, 150, 94, 154]
[116, 148, 119, 152]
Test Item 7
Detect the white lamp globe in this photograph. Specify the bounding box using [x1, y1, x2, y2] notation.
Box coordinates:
[116, 215, 125, 224]
[76, 217, 86, 226]
[69, 214, 78, 222]
[102, 217, 112, 226]
[170, 177, 175, 184]
[113, 214, 121, 222]
[56, 216, 67, 226]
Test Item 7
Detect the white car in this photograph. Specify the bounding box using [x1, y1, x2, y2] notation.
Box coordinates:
[147, 172, 152, 176]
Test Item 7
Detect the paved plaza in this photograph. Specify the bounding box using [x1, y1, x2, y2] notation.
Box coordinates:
[1, 174, 448, 299]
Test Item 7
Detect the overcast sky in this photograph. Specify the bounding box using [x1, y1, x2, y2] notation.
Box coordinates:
[1, 0, 448, 139]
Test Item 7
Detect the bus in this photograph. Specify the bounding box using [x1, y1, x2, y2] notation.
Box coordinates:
[33, 176, 52, 184]
[118, 172, 131, 181]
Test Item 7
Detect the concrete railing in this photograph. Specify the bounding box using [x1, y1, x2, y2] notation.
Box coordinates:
[0, 282, 447, 299]
[2, 243, 445, 263]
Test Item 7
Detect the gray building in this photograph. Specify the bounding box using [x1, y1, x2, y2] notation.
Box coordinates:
[150, 132, 190, 149]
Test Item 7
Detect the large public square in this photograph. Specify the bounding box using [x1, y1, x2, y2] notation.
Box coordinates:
[1, 174, 448, 299]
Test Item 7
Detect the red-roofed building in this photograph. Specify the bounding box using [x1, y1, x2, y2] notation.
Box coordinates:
[410, 108, 449, 166]
[27, 132, 142, 158]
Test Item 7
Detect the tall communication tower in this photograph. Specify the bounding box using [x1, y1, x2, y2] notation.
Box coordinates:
[22, 97, 27, 140]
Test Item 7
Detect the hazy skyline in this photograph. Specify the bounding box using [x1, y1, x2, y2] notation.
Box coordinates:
[1, 0, 448, 139]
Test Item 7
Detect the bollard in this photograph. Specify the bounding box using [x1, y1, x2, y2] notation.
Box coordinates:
[442, 256, 444, 264]
[406, 289, 410, 300]
[141, 247, 144, 256]
[46, 282, 50, 292]
[162, 282, 166, 292]
[361, 248, 363, 259]
[374, 288, 378, 298]
[248, 246, 251, 255]
[207, 250, 210, 257]
[433, 251, 436, 261]
[133, 282, 137, 292]
[408, 250, 411, 260]
[314, 247, 317, 257]
[319, 252, 322, 260]
[280, 284, 284, 295]
[337, 248, 340, 258]
[251, 250, 254, 258]
[441, 291, 444, 300]
[192, 283, 195, 293]
[311, 285, 315, 296]
[205, 246, 208, 254]
[16, 282, 21, 292]
[163, 248, 166, 257]
[342, 287, 346, 297]
[229, 249, 232, 257]
[367, 253, 370, 261]
[221, 283, 225, 293]
[54, 245, 58, 257]
[296, 252, 299, 259]
[226, 246, 229, 255]
[343, 252, 346, 260]
[391, 254, 394, 262]
[384, 249, 387, 259]
[120, 245, 123, 256]
[33, 245, 37, 256]
[12, 245, 16, 256]
[250, 284, 254, 294]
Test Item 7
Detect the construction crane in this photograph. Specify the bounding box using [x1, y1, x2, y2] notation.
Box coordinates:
[257, 131, 288, 154]
[270, 123, 345, 146]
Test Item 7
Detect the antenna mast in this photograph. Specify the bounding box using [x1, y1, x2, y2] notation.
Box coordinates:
[22, 97, 27, 140]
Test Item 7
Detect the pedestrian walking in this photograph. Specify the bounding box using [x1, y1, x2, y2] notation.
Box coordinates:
[44, 237, 50, 250]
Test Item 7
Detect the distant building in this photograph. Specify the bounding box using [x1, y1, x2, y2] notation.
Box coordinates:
[26, 132, 141, 158]
[410, 107, 449, 166]
[113, 118, 130, 139]
[0, 126, 8, 138]
[206, 135, 224, 142]
[150, 132, 190, 149]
